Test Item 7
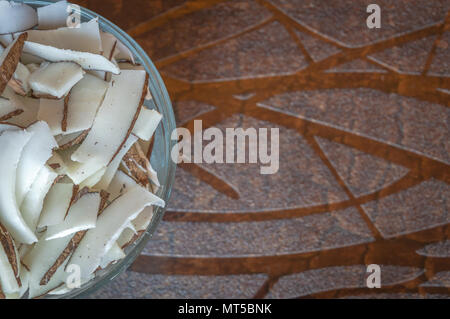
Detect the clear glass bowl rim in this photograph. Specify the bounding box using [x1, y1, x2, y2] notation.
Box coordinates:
[19, 0, 177, 298]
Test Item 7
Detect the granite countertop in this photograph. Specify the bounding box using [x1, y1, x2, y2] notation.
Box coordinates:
[72, 0, 450, 299]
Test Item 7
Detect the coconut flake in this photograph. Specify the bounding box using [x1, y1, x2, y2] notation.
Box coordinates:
[0, 223, 20, 295]
[28, 62, 84, 99]
[0, 1, 37, 34]
[37, 1, 69, 30]
[0, 33, 27, 95]
[38, 183, 75, 228]
[99, 242, 125, 269]
[20, 166, 58, 232]
[45, 192, 100, 241]
[23, 41, 120, 74]
[64, 73, 108, 134]
[31, 18, 102, 54]
[37, 97, 64, 135]
[16, 121, 58, 206]
[0, 129, 37, 244]
[132, 108, 162, 141]
[95, 134, 138, 190]
[68, 185, 164, 279]
[71, 70, 148, 169]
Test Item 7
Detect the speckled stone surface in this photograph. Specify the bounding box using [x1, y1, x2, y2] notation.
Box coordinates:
[73, 0, 450, 299]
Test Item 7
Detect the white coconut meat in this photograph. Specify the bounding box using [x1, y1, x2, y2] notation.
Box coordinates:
[0, 224, 20, 295]
[16, 121, 58, 206]
[115, 38, 135, 64]
[0, 122, 21, 133]
[30, 18, 102, 54]
[37, 1, 69, 30]
[0, 34, 13, 47]
[133, 207, 154, 232]
[10, 62, 30, 95]
[0, 1, 37, 34]
[99, 242, 125, 269]
[57, 146, 106, 185]
[37, 98, 64, 135]
[45, 192, 100, 241]
[38, 183, 75, 228]
[79, 167, 107, 189]
[23, 41, 120, 74]
[132, 108, 162, 141]
[106, 170, 139, 201]
[100, 31, 118, 60]
[68, 185, 164, 279]
[23, 233, 73, 298]
[20, 166, 58, 232]
[71, 70, 148, 169]
[6, 95, 39, 127]
[0, 43, 30, 95]
[64, 73, 108, 134]
[15, 266, 28, 298]
[0, 129, 37, 244]
[28, 62, 84, 99]
[95, 134, 138, 190]
[0, 96, 21, 120]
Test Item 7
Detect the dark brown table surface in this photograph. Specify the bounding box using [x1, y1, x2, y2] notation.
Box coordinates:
[73, 0, 449, 298]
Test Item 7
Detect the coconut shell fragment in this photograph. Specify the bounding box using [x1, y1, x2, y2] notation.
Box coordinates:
[0, 33, 27, 95]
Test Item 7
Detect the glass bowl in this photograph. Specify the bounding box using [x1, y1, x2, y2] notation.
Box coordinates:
[21, 0, 177, 298]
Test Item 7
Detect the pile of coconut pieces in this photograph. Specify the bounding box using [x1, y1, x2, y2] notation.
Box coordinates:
[0, 1, 165, 299]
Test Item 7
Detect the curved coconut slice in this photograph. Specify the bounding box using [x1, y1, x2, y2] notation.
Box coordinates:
[132, 108, 162, 141]
[71, 70, 148, 170]
[16, 121, 58, 206]
[0, 96, 22, 121]
[0, 121, 21, 133]
[0, 43, 30, 95]
[3, 91, 39, 127]
[0, 223, 21, 295]
[115, 38, 135, 64]
[106, 170, 138, 202]
[10, 62, 30, 95]
[28, 62, 84, 99]
[0, 33, 27, 95]
[0, 1, 37, 34]
[68, 185, 164, 279]
[95, 134, 138, 190]
[79, 167, 107, 189]
[55, 129, 88, 150]
[23, 233, 73, 299]
[37, 97, 64, 135]
[38, 183, 75, 228]
[64, 73, 108, 134]
[133, 207, 154, 232]
[23, 41, 120, 74]
[37, 1, 68, 30]
[45, 192, 100, 241]
[17, 265, 29, 298]
[99, 242, 125, 269]
[0, 34, 13, 47]
[20, 166, 58, 233]
[31, 18, 102, 54]
[117, 228, 139, 249]
[0, 129, 37, 244]
[57, 146, 105, 185]
[123, 143, 160, 187]
[100, 31, 118, 60]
